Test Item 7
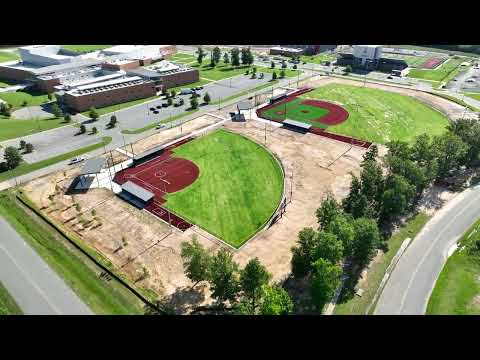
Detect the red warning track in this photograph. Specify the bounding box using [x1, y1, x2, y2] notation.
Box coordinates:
[114, 138, 200, 231]
[300, 99, 349, 125]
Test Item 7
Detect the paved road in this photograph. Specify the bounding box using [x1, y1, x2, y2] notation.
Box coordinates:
[374, 183, 480, 315]
[0, 217, 93, 315]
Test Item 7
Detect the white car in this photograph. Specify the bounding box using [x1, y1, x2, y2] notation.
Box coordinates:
[155, 124, 166, 130]
[69, 156, 85, 165]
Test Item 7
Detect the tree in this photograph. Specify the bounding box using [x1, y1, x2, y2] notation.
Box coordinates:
[270, 61, 275, 69]
[345, 65, 352, 73]
[281, 60, 287, 69]
[180, 238, 212, 288]
[0, 102, 10, 117]
[386, 140, 411, 160]
[3, 146, 22, 169]
[280, 69, 286, 79]
[313, 231, 344, 264]
[359, 160, 385, 218]
[196, 46, 206, 64]
[89, 107, 99, 121]
[223, 52, 230, 64]
[326, 213, 355, 258]
[352, 217, 381, 267]
[230, 47, 240, 67]
[47, 93, 53, 101]
[316, 195, 341, 229]
[91, 127, 98, 134]
[167, 97, 173, 106]
[22, 100, 28, 107]
[259, 285, 293, 315]
[212, 46, 221, 64]
[251, 67, 257, 74]
[108, 115, 117, 128]
[448, 118, 480, 166]
[291, 227, 318, 278]
[64, 113, 72, 123]
[203, 92, 211, 104]
[310, 258, 341, 312]
[209, 53, 216, 68]
[162, 87, 168, 97]
[240, 258, 271, 309]
[342, 174, 368, 219]
[19, 140, 26, 150]
[51, 102, 63, 118]
[170, 89, 176, 98]
[240, 47, 253, 65]
[208, 248, 240, 305]
[190, 97, 199, 110]
[362, 144, 379, 164]
[79, 124, 86, 134]
[384, 154, 430, 196]
[293, 64, 297, 69]
[272, 71, 278, 80]
[432, 132, 469, 179]
[25, 143, 34, 153]
[381, 174, 416, 221]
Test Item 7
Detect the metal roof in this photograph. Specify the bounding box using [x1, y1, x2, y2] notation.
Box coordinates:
[121, 181, 154, 202]
[79, 158, 106, 176]
[283, 119, 312, 129]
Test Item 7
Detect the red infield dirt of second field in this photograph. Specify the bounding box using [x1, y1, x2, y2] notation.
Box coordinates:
[114, 139, 200, 230]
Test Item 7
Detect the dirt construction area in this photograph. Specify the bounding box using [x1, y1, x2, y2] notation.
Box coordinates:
[19, 106, 367, 312]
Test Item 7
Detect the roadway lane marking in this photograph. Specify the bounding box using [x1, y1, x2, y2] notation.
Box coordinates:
[0, 241, 61, 314]
[397, 190, 480, 314]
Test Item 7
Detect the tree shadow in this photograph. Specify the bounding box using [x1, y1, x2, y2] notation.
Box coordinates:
[154, 284, 208, 315]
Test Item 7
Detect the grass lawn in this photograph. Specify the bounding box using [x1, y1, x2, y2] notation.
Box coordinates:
[466, 93, 480, 101]
[0, 90, 51, 108]
[0, 137, 112, 182]
[306, 84, 449, 144]
[257, 66, 302, 78]
[426, 219, 480, 315]
[62, 45, 111, 53]
[299, 53, 337, 65]
[164, 129, 284, 247]
[0, 281, 23, 315]
[0, 117, 66, 142]
[334, 213, 430, 315]
[0, 191, 143, 314]
[407, 57, 465, 82]
[191, 63, 253, 81]
[429, 92, 480, 112]
[121, 109, 199, 134]
[81, 95, 159, 117]
[210, 80, 279, 105]
[169, 53, 197, 64]
[0, 51, 19, 64]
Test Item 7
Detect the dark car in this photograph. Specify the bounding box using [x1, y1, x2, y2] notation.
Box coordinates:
[195, 86, 204, 90]
[162, 103, 169, 107]
[150, 107, 156, 111]
[153, 110, 159, 114]
[156, 105, 162, 109]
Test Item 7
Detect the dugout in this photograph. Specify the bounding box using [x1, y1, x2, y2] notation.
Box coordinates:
[282, 119, 312, 134]
[118, 181, 154, 209]
[71, 157, 106, 191]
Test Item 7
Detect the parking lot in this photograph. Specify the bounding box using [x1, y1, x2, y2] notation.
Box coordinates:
[109, 73, 275, 131]
[0, 125, 104, 163]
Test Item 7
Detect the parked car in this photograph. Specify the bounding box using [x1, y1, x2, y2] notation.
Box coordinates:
[180, 88, 193, 95]
[387, 76, 393, 79]
[195, 86, 204, 90]
[156, 105, 162, 109]
[162, 102, 169, 107]
[69, 156, 85, 165]
[149, 107, 156, 111]
[153, 110, 159, 114]
[155, 124, 166, 130]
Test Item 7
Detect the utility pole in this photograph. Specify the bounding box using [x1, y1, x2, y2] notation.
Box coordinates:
[289, 168, 294, 203]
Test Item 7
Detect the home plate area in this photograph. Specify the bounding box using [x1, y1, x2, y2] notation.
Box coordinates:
[113, 138, 200, 231]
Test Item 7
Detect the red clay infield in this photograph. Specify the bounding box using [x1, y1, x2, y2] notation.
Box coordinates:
[300, 99, 349, 125]
[114, 138, 200, 231]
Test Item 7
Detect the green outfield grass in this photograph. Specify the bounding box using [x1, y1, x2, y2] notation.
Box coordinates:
[164, 129, 284, 247]
[0, 116, 65, 142]
[62, 45, 111, 53]
[426, 219, 480, 315]
[407, 57, 465, 82]
[260, 97, 329, 128]
[0, 281, 23, 315]
[0, 51, 19, 64]
[305, 84, 449, 144]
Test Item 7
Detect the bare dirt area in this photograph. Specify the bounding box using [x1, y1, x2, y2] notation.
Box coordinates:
[19, 111, 366, 312]
[302, 76, 475, 120]
[222, 120, 366, 281]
